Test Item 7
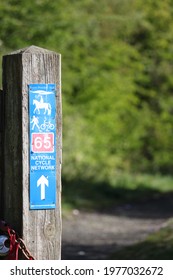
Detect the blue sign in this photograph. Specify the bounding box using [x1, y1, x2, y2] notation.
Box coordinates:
[29, 84, 56, 210]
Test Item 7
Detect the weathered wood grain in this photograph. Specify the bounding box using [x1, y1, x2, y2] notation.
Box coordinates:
[0, 89, 4, 217]
[2, 46, 62, 259]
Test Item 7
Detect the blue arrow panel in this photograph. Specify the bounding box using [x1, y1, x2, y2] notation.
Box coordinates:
[29, 84, 56, 210]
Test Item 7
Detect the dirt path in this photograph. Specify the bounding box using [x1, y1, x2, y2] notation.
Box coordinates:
[62, 194, 173, 259]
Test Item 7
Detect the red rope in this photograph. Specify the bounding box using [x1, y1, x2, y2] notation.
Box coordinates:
[0, 220, 34, 260]
[7, 229, 19, 260]
[0, 220, 19, 260]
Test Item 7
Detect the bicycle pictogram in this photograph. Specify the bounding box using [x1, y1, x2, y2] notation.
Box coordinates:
[40, 120, 55, 131]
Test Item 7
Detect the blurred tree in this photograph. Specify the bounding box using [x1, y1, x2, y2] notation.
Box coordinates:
[1, 0, 173, 180]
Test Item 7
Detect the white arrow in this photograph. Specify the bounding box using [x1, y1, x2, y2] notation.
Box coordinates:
[37, 175, 49, 200]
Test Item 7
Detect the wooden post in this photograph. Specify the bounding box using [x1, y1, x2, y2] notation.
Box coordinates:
[2, 46, 62, 259]
[0, 89, 4, 217]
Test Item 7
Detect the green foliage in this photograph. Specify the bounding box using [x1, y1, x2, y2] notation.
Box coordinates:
[62, 173, 173, 211]
[1, 0, 173, 180]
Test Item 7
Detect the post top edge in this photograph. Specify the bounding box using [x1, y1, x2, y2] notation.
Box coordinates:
[4, 45, 60, 56]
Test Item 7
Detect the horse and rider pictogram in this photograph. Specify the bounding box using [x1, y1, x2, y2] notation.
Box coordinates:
[33, 95, 52, 115]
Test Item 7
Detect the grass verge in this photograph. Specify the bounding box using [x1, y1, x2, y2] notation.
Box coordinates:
[111, 219, 173, 260]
